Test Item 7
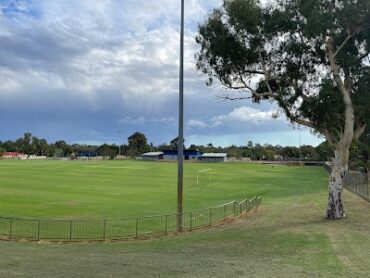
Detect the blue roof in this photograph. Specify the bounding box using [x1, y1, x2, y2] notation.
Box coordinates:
[77, 150, 97, 157]
[162, 150, 202, 156]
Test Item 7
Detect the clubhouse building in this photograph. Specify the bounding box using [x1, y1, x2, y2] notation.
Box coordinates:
[141, 150, 228, 162]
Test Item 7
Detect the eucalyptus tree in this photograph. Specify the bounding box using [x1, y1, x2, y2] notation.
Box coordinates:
[127, 132, 149, 158]
[196, 0, 370, 219]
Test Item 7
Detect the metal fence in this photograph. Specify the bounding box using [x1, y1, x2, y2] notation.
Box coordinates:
[344, 172, 369, 201]
[0, 196, 261, 242]
[323, 163, 369, 201]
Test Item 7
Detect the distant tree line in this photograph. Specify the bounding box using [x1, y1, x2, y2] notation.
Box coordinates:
[0, 131, 368, 172]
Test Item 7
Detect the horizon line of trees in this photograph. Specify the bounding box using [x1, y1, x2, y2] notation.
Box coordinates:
[0, 131, 368, 172]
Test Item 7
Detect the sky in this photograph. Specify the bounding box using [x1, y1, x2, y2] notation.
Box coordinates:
[0, 0, 323, 147]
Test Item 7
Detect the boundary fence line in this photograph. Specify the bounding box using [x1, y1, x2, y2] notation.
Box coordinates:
[323, 162, 369, 201]
[0, 196, 261, 242]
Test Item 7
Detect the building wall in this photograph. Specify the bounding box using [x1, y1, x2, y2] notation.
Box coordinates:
[162, 150, 202, 161]
[163, 155, 177, 160]
[163, 155, 200, 161]
[198, 157, 227, 162]
[142, 155, 163, 160]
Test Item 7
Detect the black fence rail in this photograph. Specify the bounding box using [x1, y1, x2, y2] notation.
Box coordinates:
[323, 163, 369, 201]
[0, 196, 261, 242]
[344, 172, 369, 201]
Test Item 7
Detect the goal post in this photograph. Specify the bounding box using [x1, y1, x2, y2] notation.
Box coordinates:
[196, 168, 212, 185]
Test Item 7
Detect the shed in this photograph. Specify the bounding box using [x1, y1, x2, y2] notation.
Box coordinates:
[162, 150, 203, 160]
[141, 152, 164, 160]
[198, 153, 228, 162]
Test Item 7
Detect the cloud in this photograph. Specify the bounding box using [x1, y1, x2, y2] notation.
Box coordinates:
[0, 0, 216, 111]
[187, 106, 279, 130]
[117, 116, 176, 126]
[187, 119, 222, 129]
[187, 119, 210, 129]
[213, 106, 279, 124]
[117, 116, 146, 125]
[0, 0, 321, 147]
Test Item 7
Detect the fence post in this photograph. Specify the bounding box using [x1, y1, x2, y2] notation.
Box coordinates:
[69, 220, 73, 240]
[164, 215, 168, 234]
[224, 205, 226, 218]
[209, 209, 212, 226]
[190, 212, 193, 231]
[9, 218, 13, 239]
[135, 218, 139, 238]
[103, 220, 107, 240]
[233, 201, 236, 217]
[37, 220, 41, 241]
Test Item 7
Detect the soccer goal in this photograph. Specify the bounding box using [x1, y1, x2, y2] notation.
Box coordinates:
[196, 168, 212, 185]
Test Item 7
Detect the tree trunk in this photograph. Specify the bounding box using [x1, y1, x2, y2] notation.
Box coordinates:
[327, 147, 349, 219]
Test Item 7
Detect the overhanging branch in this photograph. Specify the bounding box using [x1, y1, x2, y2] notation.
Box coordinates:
[354, 124, 366, 140]
[333, 24, 362, 59]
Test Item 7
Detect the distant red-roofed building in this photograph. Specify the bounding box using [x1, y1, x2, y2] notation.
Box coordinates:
[3, 152, 28, 159]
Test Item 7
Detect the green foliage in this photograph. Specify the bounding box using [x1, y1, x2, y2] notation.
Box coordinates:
[127, 131, 149, 158]
[316, 141, 334, 161]
[351, 120, 370, 172]
[170, 136, 185, 150]
[97, 144, 118, 158]
[196, 0, 370, 140]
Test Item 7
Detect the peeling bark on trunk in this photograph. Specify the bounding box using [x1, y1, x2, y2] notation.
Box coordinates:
[327, 148, 349, 219]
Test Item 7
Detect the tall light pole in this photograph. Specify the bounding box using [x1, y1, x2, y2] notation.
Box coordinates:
[299, 125, 302, 164]
[366, 133, 370, 175]
[177, 0, 185, 232]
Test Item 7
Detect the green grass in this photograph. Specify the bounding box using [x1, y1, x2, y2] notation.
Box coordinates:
[2, 160, 370, 277]
[0, 160, 324, 218]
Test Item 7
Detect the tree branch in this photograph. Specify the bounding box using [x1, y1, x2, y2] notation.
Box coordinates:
[301, 94, 314, 103]
[322, 129, 337, 146]
[294, 118, 315, 129]
[258, 50, 275, 96]
[216, 95, 250, 100]
[327, 35, 355, 147]
[277, 100, 315, 129]
[237, 73, 275, 99]
[216, 72, 275, 101]
[354, 124, 366, 140]
[333, 24, 362, 58]
[243, 69, 265, 75]
[359, 51, 370, 62]
[333, 33, 356, 59]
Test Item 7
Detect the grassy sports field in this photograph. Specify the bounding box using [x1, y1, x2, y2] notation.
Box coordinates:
[0, 159, 323, 219]
[2, 160, 370, 277]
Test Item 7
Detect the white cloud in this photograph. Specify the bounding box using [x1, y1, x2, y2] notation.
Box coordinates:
[152, 117, 176, 123]
[0, 0, 312, 147]
[117, 116, 176, 126]
[187, 118, 223, 129]
[117, 116, 146, 125]
[213, 106, 278, 124]
[0, 0, 214, 110]
[187, 119, 210, 129]
[187, 106, 279, 130]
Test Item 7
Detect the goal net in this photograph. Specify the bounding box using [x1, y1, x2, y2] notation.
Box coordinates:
[196, 168, 212, 185]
